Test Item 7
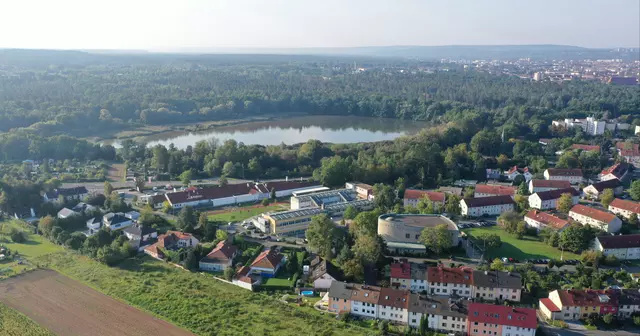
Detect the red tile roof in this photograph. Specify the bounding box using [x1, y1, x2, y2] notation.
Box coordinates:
[250, 249, 284, 270]
[530, 180, 572, 189]
[556, 289, 619, 307]
[379, 287, 410, 309]
[571, 144, 600, 152]
[540, 298, 561, 312]
[467, 303, 537, 329]
[569, 204, 617, 223]
[235, 266, 253, 284]
[506, 166, 530, 174]
[166, 181, 318, 205]
[390, 260, 411, 279]
[609, 198, 640, 214]
[546, 168, 583, 177]
[427, 266, 473, 285]
[462, 195, 515, 208]
[597, 234, 640, 249]
[404, 189, 446, 203]
[616, 142, 640, 157]
[349, 284, 382, 304]
[201, 240, 238, 263]
[525, 210, 569, 230]
[475, 184, 517, 196]
[600, 162, 630, 178]
[256, 180, 319, 193]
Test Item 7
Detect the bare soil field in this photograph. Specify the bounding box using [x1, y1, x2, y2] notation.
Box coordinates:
[0, 269, 195, 336]
[107, 163, 126, 182]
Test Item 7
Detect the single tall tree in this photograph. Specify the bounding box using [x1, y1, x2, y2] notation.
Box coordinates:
[600, 188, 614, 208]
[557, 193, 574, 213]
[104, 181, 114, 196]
[305, 214, 336, 259]
[419, 224, 452, 255]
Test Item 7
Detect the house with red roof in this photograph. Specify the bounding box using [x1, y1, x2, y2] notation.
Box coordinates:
[616, 142, 640, 166]
[474, 184, 517, 198]
[504, 166, 532, 182]
[569, 204, 622, 233]
[599, 162, 630, 182]
[528, 187, 580, 210]
[199, 240, 239, 272]
[249, 249, 285, 278]
[541, 289, 619, 320]
[570, 144, 601, 152]
[143, 231, 199, 260]
[524, 210, 570, 232]
[390, 259, 412, 290]
[426, 265, 473, 297]
[467, 303, 537, 336]
[609, 198, 640, 220]
[403, 189, 446, 210]
[232, 266, 256, 291]
[544, 168, 583, 184]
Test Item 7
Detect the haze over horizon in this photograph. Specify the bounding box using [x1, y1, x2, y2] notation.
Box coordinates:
[2, 0, 639, 51]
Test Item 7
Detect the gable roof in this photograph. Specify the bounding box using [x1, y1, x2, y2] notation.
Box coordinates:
[403, 189, 446, 203]
[201, 240, 238, 263]
[525, 210, 569, 230]
[408, 295, 468, 317]
[379, 287, 410, 309]
[597, 234, 640, 249]
[123, 225, 157, 237]
[251, 249, 284, 270]
[569, 204, 617, 223]
[475, 184, 517, 196]
[540, 298, 561, 312]
[328, 281, 353, 300]
[571, 144, 600, 152]
[427, 266, 473, 285]
[156, 231, 196, 249]
[349, 284, 382, 304]
[45, 186, 89, 199]
[506, 166, 530, 175]
[533, 187, 580, 201]
[462, 195, 515, 208]
[616, 142, 640, 157]
[545, 168, 583, 177]
[530, 179, 572, 189]
[555, 289, 619, 307]
[587, 179, 622, 193]
[467, 303, 537, 329]
[390, 260, 411, 279]
[600, 162, 630, 178]
[609, 198, 640, 214]
[103, 212, 130, 225]
[57, 208, 77, 218]
[308, 256, 343, 283]
[234, 266, 253, 284]
[472, 270, 522, 289]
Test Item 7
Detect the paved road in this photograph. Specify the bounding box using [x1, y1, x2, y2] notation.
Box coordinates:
[541, 323, 640, 336]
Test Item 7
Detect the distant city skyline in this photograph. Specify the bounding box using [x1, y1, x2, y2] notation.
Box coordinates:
[2, 0, 639, 51]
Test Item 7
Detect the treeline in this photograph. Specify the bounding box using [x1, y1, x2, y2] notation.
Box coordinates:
[0, 132, 116, 161]
[0, 51, 638, 137]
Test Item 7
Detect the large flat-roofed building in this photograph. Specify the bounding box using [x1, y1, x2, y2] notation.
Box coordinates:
[263, 208, 324, 237]
[378, 214, 459, 254]
[290, 189, 356, 210]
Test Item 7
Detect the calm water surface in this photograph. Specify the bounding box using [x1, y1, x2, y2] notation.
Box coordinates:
[139, 116, 430, 149]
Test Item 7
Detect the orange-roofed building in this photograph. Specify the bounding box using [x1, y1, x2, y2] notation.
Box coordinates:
[608, 198, 640, 220]
[403, 189, 446, 209]
[524, 210, 570, 232]
[249, 249, 285, 278]
[427, 266, 473, 297]
[568, 204, 622, 233]
[473, 184, 517, 198]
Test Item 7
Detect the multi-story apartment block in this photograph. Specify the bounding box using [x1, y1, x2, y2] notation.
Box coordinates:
[460, 195, 516, 217]
[427, 266, 474, 297]
[608, 198, 640, 220]
[390, 260, 412, 290]
[472, 270, 523, 302]
[583, 179, 624, 200]
[378, 287, 410, 324]
[594, 234, 640, 260]
[403, 189, 446, 210]
[543, 168, 583, 184]
[408, 295, 468, 333]
[467, 303, 537, 336]
[528, 179, 572, 194]
[568, 204, 622, 233]
[524, 210, 570, 232]
[474, 184, 517, 198]
[540, 289, 625, 320]
[528, 187, 580, 210]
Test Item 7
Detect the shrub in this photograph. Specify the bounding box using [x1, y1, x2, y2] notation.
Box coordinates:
[9, 229, 26, 243]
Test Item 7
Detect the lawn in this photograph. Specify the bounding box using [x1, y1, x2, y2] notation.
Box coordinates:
[262, 274, 294, 287]
[463, 226, 580, 261]
[0, 302, 55, 336]
[0, 220, 62, 259]
[34, 251, 370, 336]
[207, 204, 285, 223]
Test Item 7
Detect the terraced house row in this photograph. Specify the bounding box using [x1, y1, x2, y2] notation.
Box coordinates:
[328, 281, 536, 336]
[390, 262, 523, 302]
[539, 289, 640, 320]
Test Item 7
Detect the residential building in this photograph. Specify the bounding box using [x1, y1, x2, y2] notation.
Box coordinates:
[551, 117, 606, 136]
[569, 204, 623, 233]
[608, 198, 640, 220]
[43, 186, 89, 203]
[540, 289, 619, 320]
[426, 266, 473, 297]
[439, 187, 463, 196]
[378, 214, 459, 254]
[583, 179, 624, 199]
[57, 207, 79, 219]
[528, 187, 580, 210]
[403, 189, 446, 209]
[390, 259, 412, 290]
[249, 249, 284, 278]
[486, 168, 502, 180]
[504, 166, 532, 182]
[346, 182, 375, 200]
[474, 184, 517, 198]
[307, 256, 344, 290]
[460, 195, 515, 217]
[71, 202, 97, 214]
[472, 270, 523, 302]
[571, 144, 601, 152]
[349, 284, 382, 318]
[139, 194, 168, 209]
[102, 212, 134, 231]
[617, 289, 640, 319]
[528, 179, 572, 194]
[594, 234, 640, 260]
[328, 281, 353, 314]
[143, 231, 199, 259]
[233, 266, 256, 291]
[467, 303, 537, 336]
[616, 142, 640, 166]
[407, 295, 468, 334]
[409, 263, 429, 292]
[599, 162, 630, 182]
[543, 168, 583, 184]
[199, 240, 239, 272]
[86, 216, 102, 234]
[123, 225, 158, 251]
[124, 211, 140, 221]
[524, 210, 570, 232]
[378, 287, 410, 324]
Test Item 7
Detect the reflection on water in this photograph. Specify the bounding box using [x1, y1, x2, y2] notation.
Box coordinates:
[139, 115, 430, 149]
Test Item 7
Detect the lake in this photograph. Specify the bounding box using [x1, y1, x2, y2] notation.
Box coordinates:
[138, 116, 430, 149]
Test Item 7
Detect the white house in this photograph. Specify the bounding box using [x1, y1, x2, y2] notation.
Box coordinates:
[103, 212, 134, 231]
[568, 204, 622, 233]
[609, 198, 640, 220]
[460, 195, 515, 217]
[528, 179, 572, 194]
[524, 210, 570, 232]
[599, 162, 630, 182]
[594, 234, 640, 260]
[403, 189, 446, 209]
[349, 284, 380, 319]
[504, 166, 533, 182]
[407, 295, 468, 334]
[86, 216, 102, 234]
[249, 249, 284, 278]
[583, 179, 624, 200]
[426, 266, 474, 297]
[57, 207, 79, 219]
[43, 186, 89, 203]
[123, 225, 159, 251]
[199, 240, 239, 272]
[377, 288, 409, 324]
[543, 168, 583, 184]
[473, 184, 516, 198]
[528, 187, 580, 210]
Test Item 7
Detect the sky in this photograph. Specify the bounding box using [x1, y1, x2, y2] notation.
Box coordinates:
[1, 0, 638, 50]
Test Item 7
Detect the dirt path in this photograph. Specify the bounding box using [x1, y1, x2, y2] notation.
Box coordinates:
[0, 269, 195, 336]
